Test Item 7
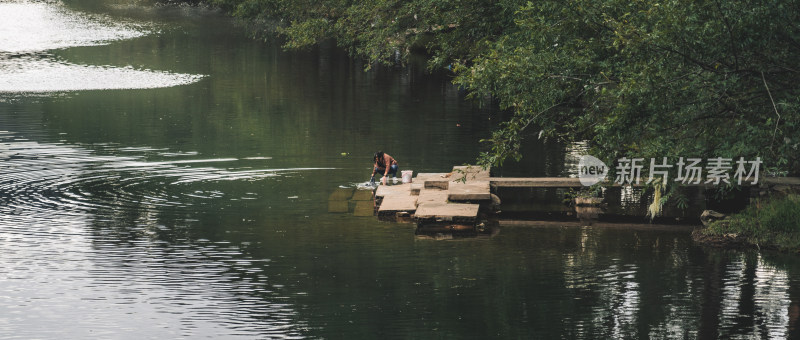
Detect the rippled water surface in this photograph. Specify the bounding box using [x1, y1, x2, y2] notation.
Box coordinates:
[2, 1, 800, 339]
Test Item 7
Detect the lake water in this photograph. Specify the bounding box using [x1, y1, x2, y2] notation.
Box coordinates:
[2, 1, 799, 338]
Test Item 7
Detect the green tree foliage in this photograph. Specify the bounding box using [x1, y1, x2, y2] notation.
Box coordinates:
[209, 0, 525, 66]
[209, 0, 800, 175]
[458, 0, 800, 175]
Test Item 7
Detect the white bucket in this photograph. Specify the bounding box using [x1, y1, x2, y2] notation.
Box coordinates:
[401, 170, 413, 183]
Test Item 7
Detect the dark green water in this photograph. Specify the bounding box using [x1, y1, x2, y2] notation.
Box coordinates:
[2, 1, 800, 338]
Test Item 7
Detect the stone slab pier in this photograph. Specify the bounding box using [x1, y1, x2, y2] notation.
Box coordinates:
[374, 165, 492, 227]
[368, 165, 800, 230]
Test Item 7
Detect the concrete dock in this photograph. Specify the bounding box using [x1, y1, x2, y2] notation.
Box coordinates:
[367, 165, 800, 229]
[488, 176, 800, 188]
[374, 165, 492, 226]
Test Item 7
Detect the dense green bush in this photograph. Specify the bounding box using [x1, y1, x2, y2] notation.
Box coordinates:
[705, 195, 800, 251]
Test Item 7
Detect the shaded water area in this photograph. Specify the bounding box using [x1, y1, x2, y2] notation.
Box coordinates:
[2, 0, 800, 338]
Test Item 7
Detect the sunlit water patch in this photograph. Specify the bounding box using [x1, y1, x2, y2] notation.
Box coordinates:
[0, 0, 147, 53]
[0, 1, 204, 93]
[0, 54, 204, 92]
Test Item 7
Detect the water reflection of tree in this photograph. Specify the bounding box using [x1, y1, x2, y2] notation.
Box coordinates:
[81, 202, 800, 338]
[561, 228, 798, 339]
[584, 228, 689, 337]
[697, 251, 794, 339]
[47, 28, 497, 173]
[85, 202, 310, 337]
[761, 253, 800, 338]
[697, 250, 725, 339]
[791, 275, 800, 339]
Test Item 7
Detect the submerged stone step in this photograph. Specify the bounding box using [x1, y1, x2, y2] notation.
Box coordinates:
[351, 189, 374, 201]
[328, 200, 349, 213]
[353, 201, 375, 216]
[328, 188, 354, 201]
